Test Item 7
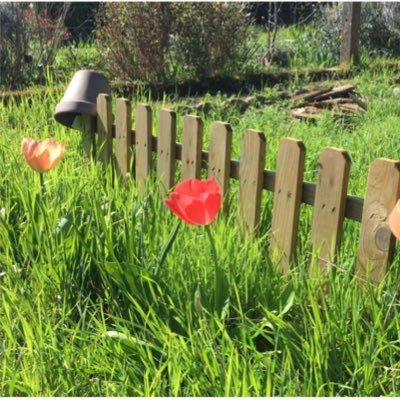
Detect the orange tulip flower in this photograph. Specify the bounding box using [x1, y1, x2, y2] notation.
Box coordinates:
[21, 137, 66, 173]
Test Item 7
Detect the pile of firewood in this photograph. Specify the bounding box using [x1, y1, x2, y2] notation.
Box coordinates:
[290, 84, 367, 121]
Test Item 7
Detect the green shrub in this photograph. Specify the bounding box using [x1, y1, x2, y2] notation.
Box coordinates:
[95, 2, 250, 83]
[296, 3, 400, 68]
[0, 2, 70, 89]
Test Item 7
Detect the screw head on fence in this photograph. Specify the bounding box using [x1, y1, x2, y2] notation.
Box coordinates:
[54, 70, 110, 130]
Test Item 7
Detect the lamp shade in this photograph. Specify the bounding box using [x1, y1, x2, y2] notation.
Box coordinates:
[54, 70, 110, 129]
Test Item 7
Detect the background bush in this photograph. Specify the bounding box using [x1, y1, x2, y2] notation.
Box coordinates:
[95, 2, 250, 83]
[293, 2, 400, 68]
[0, 2, 70, 89]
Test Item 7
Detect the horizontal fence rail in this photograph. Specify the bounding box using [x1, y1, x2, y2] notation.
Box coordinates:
[107, 124, 365, 222]
[79, 94, 400, 284]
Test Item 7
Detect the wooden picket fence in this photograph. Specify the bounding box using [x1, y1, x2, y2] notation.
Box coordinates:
[80, 93, 400, 284]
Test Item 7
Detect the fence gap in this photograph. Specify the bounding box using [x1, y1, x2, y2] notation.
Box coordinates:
[181, 115, 203, 180]
[208, 122, 232, 213]
[239, 129, 266, 233]
[96, 93, 113, 166]
[135, 104, 153, 193]
[115, 98, 132, 179]
[270, 138, 306, 273]
[157, 109, 177, 193]
[356, 158, 400, 284]
[310, 147, 351, 275]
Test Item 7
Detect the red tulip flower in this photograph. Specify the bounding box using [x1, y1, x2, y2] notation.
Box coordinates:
[164, 178, 222, 225]
[21, 137, 66, 173]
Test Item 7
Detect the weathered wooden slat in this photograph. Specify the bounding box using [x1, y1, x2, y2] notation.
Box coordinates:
[311, 84, 357, 101]
[96, 94, 113, 166]
[157, 109, 176, 192]
[181, 115, 203, 180]
[356, 158, 400, 284]
[208, 122, 232, 212]
[135, 104, 153, 192]
[311, 147, 351, 274]
[239, 130, 266, 233]
[290, 86, 332, 103]
[270, 138, 306, 272]
[115, 98, 132, 178]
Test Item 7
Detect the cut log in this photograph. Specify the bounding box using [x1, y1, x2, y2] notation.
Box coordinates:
[312, 84, 356, 101]
[291, 86, 332, 103]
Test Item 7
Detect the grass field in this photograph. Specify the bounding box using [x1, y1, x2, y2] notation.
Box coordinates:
[1, 62, 400, 396]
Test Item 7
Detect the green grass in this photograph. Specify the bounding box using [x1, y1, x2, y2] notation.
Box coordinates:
[1, 61, 400, 396]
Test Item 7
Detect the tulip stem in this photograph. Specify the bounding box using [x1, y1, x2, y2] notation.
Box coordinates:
[156, 220, 181, 275]
[39, 173, 46, 196]
[204, 224, 227, 388]
[205, 224, 228, 317]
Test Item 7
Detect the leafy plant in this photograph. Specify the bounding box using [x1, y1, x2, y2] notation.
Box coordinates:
[95, 2, 250, 83]
[0, 2, 70, 89]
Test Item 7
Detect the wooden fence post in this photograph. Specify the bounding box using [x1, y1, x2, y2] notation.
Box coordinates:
[157, 109, 176, 193]
[239, 130, 266, 233]
[311, 147, 351, 275]
[208, 122, 232, 212]
[96, 94, 113, 166]
[135, 104, 153, 193]
[270, 138, 306, 272]
[181, 115, 203, 180]
[115, 98, 132, 179]
[356, 159, 400, 284]
[340, 2, 361, 65]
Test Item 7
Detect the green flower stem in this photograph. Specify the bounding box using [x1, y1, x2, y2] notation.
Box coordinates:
[39, 172, 46, 197]
[204, 224, 227, 388]
[205, 224, 228, 316]
[156, 220, 181, 275]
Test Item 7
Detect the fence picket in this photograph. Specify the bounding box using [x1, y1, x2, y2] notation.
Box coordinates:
[96, 94, 113, 166]
[135, 104, 153, 192]
[181, 115, 203, 180]
[356, 158, 400, 284]
[208, 122, 232, 212]
[239, 130, 266, 233]
[311, 147, 351, 275]
[270, 138, 306, 272]
[115, 98, 132, 178]
[157, 109, 176, 193]
[76, 96, 400, 285]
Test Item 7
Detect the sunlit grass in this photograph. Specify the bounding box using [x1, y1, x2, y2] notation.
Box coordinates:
[1, 62, 400, 396]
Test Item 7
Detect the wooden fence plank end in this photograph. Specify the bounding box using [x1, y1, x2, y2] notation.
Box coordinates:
[270, 137, 306, 272]
[135, 103, 153, 193]
[181, 115, 203, 180]
[157, 109, 177, 193]
[115, 98, 132, 179]
[96, 93, 113, 166]
[209, 121, 233, 213]
[356, 158, 400, 284]
[239, 129, 266, 233]
[311, 147, 351, 275]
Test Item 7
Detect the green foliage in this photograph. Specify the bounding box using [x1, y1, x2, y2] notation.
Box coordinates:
[53, 41, 102, 81]
[1, 63, 400, 395]
[0, 2, 70, 90]
[94, 2, 250, 83]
